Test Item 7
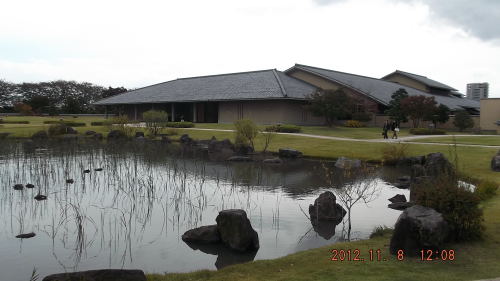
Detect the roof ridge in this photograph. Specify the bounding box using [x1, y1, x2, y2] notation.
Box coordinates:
[272, 69, 287, 97]
[293, 63, 390, 83]
[176, 69, 275, 81]
[395, 70, 428, 78]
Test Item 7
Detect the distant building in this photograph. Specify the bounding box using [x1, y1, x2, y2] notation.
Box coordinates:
[466, 83, 489, 101]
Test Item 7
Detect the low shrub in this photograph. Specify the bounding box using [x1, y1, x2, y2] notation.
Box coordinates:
[413, 177, 484, 242]
[43, 120, 86, 127]
[369, 225, 392, 238]
[0, 120, 30, 124]
[380, 143, 409, 165]
[91, 121, 104, 126]
[165, 121, 194, 128]
[344, 120, 364, 128]
[264, 124, 301, 133]
[475, 180, 498, 201]
[409, 128, 446, 135]
[234, 119, 259, 149]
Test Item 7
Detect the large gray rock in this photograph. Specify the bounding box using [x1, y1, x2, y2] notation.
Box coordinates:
[85, 130, 97, 136]
[308, 191, 346, 222]
[42, 269, 146, 281]
[390, 205, 449, 256]
[397, 156, 426, 166]
[388, 194, 407, 203]
[424, 152, 454, 178]
[227, 156, 253, 162]
[492, 152, 500, 172]
[215, 209, 259, 252]
[334, 157, 362, 169]
[278, 148, 302, 158]
[135, 131, 145, 138]
[180, 134, 193, 144]
[66, 127, 78, 134]
[182, 225, 220, 244]
[208, 138, 235, 153]
[262, 158, 283, 164]
[388, 202, 414, 211]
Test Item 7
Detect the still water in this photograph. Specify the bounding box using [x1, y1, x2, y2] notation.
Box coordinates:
[0, 140, 409, 280]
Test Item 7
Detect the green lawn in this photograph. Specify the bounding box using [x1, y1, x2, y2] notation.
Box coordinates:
[411, 136, 500, 146]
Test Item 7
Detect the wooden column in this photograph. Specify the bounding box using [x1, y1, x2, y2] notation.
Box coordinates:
[171, 103, 175, 122]
[192, 103, 197, 123]
[134, 104, 137, 120]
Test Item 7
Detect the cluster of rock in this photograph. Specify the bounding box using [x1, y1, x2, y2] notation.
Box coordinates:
[182, 209, 259, 253]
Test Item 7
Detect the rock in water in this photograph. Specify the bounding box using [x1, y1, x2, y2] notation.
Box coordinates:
[31, 130, 48, 140]
[334, 157, 362, 169]
[26, 184, 35, 189]
[262, 158, 283, 164]
[388, 202, 414, 211]
[66, 179, 74, 184]
[13, 184, 24, 190]
[491, 153, 500, 172]
[42, 269, 146, 281]
[83, 169, 91, 173]
[182, 225, 220, 244]
[107, 130, 127, 140]
[215, 209, 259, 252]
[390, 205, 448, 256]
[180, 134, 193, 144]
[34, 194, 47, 201]
[16, 232, 36, 239]
[94, 168, 103, 171]
[227, 156, 253, 162]
[309, 191, 346, 222]
[278, 148, 302, 158]
[135, 131, 145, 138]
[388, 194, 407, 203]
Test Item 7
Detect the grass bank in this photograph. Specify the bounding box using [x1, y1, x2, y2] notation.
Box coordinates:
[411, 136, 500, 146]
[148, 129, 500, 281]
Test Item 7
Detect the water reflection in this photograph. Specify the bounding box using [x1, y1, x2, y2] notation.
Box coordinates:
[0, 140, 410, 281]
[185, 242, 257, 269]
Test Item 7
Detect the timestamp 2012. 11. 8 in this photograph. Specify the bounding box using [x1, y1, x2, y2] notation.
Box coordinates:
[330, 249, 456, 262]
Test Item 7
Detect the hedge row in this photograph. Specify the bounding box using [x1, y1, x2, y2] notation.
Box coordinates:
[409, 128, 447, 135]
[0, 120, 30, 124]
[264, 124, 302, 133]
[165, 121, 194, 128]
[43, 121, 86, 127]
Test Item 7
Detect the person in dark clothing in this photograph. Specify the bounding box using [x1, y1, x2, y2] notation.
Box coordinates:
[382, 120, 389, 139]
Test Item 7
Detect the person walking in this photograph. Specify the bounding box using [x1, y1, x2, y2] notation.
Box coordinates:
[382, 120, 389, 139]
[391, 121, 399, 139]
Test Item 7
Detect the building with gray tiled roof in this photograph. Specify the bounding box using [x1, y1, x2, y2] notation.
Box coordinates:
[94, 64, 479, 126]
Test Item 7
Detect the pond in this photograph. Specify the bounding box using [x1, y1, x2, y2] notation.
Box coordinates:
[0, 140, 409, 280]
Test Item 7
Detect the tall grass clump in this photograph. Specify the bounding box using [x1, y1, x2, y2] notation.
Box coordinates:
[474, 180, 498, 201]
[380, 143, 409, 165]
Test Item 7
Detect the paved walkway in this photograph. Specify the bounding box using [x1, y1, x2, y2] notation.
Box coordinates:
[176, 127, 500, 149]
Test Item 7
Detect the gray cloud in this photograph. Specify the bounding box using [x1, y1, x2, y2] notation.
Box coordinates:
[313, 0, 500, 41]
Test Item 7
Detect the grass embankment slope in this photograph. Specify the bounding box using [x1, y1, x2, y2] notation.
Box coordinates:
[412, 136, 500, 146]
[150, 129, 500, 281]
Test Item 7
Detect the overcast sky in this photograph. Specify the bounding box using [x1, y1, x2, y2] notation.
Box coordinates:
[1, 0, 499, 97]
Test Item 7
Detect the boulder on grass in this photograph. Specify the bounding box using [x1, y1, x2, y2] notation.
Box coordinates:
[66, 127, 78, 134]
[308, 191, 346, 222]
[491, 153, 500, 172]
[278, 148, 302, 158]
[85, 130, 96, 136]
[334, 157, 362, 169]
[180, 134, 193, 144]
[42, 269, 146, 281]
[182, 225, 220, 244]
[390, 205, 448, 256]
[215, 209, 259, 252]
[92, 133, 104, 140]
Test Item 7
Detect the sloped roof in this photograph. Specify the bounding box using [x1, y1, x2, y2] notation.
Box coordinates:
[382, 70, 457, 91]
[286, 64, 479, 111]
[94, 69, 317, 105]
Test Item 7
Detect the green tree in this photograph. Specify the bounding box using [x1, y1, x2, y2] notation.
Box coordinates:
[453, 110, 474, 132]
[306, 88, 355, 127]
[425, 104, 450, 128]
[385, 88, 409, 123]
[234, 119, 259, 150]
[143, 110, 169, 136]
[400, 95, 438, 128]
